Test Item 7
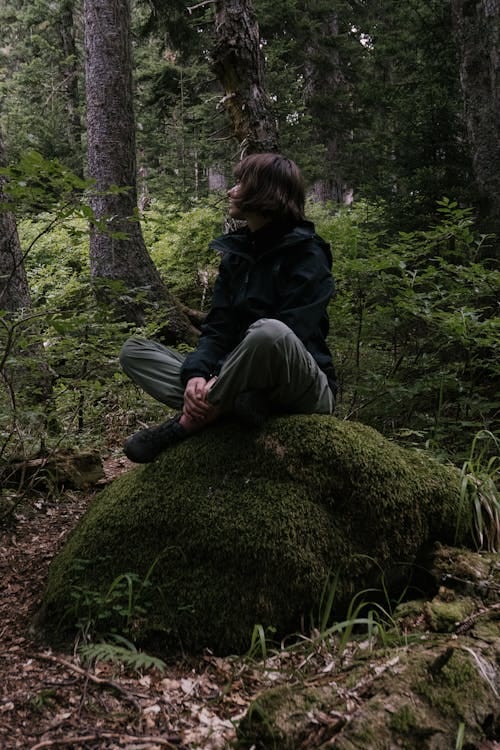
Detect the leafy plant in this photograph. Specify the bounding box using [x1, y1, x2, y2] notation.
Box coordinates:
[246, 624, 277, 662]
[455, 721, 465, 750]
[29, 688, 58, 713]
[316, 568, 341, 635]
[64, 555, 175, 673]
[456, 430, 500, 552]
[309, 559, 414, 657]
[146, 201, 222, 310]
[313, 198, 499, 458]
[68, 556, 163, 643]
[78, 634, 166, 673]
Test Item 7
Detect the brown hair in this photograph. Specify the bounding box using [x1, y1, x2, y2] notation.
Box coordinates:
[233, 153, 305, 222]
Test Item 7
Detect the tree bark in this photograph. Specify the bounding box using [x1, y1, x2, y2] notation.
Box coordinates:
[303, 12, 353, 204]
[0, 139, 31, 313]
[0, 135, 53, 409]
[57, 0, 84, 175]
[451, 0, 500, 241]
[211, 0, 280, 155]
[84, 0, 198, 344]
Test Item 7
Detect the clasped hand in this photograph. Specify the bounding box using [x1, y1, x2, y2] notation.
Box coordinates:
[183, 377, 218, 423]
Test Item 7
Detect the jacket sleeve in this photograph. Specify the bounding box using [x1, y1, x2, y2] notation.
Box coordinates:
[180, 258, 239, 385]
[274, 239, 334, 342]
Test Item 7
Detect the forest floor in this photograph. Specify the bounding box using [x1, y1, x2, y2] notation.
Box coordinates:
[0, 455, 275, 750]
[1, 454, 355, 750]
[2, 455, 499, 750]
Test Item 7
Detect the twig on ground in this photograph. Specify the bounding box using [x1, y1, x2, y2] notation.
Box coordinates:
[34, 652, 143, 711]
[454, 601, 500, 635]
[31, 733, 182, 749]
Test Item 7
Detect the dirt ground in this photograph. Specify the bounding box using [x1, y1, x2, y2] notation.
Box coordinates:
[0, 456, 268, 750]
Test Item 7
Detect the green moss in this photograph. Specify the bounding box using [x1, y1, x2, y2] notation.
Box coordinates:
[39, 415, 466, 655]
[424, 597, 477, 633]
[414, 648, 491, 719]
[236, 602, 499, 750]
[237, 685, 340, 750]
[389, 704, 418, 734]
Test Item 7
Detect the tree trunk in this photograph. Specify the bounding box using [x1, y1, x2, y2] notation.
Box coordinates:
[211, 0, 280, 155]
[303, 12, 353, 204]
[451, 0, 500, 242]
[57, 0, 84, 175]
[0, 135, 53, 410]
[0, 140, 31, 313]
[84, 0, 198, 344]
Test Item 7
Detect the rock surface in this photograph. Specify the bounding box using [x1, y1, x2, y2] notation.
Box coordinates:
[236, 546, 500, 749]
[39, 415, 469, 655]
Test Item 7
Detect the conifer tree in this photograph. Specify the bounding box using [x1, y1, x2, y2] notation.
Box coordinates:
[84, 0, 198, 342]
[451, 0, 500, 244]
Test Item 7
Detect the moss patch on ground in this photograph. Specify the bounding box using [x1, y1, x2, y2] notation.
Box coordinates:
[38, 415, 467, 655]
[236, 545, 500, 749]
[237, 633, 500, 749]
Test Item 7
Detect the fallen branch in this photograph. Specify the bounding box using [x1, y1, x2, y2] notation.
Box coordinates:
[34, 652, 143, 711]
[454, 601, 500, 635]
[31, 732, 181, 749]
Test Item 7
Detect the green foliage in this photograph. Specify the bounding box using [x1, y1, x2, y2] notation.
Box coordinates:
[0, 1, 84, 172]
[350, 0, 473, 230]
[78, 637, 166, 673]
[145, 200, 223, 308]
[0, 266, 134, 459]
[3, 188, 497, 475]
[246, 624, 277, 662]
[1, 213, 159, 473]
[29, 689, 58, 713]
[64, 556, 168, 673]
[1, 0, 478, 221]
[455, 721, 466, 750]
[456, 431, 500, 553]
[311, 560, 412, 656]
[310, 198, 499, 457]
[0, 150, 89, 216]
[67, 556, 164, 642]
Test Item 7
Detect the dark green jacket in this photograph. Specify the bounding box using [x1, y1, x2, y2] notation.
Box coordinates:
[181, 219, 337, 394]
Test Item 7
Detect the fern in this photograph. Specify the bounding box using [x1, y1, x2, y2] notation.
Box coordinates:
[79, 636, 166, 673]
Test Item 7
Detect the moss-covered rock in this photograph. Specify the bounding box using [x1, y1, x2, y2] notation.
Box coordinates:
[236, 632, 500, 749]
[236, 547, 500, 749]
[38, 416, 467, 655]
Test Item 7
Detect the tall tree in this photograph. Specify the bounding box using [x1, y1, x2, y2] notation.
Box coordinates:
[0, 136, 31, 313]
[0, 0, 85, 172]
[56, 0, 84, 173]
[211, 0, 280, 155]
[84, 0, 198, 343]
[348, 0, 473, 230]
[451, 0, 500, 244]
[0, 133, 54, 410]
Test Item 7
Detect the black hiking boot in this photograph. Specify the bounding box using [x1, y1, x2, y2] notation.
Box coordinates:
[123, 414, 187, 463]
[233, 390, 270, 428]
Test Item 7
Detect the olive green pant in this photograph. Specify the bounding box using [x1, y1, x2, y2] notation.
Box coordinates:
[119, 318, 334, 415]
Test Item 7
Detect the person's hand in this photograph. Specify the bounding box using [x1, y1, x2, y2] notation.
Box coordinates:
[183, 377, 213, 422]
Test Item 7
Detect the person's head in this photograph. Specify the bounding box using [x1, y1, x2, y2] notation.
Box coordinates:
[227, 153, 306, 225]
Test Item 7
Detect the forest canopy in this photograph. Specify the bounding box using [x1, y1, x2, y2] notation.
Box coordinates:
[0, 0, 499, 491]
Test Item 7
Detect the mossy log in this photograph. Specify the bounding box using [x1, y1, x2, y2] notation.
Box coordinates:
[38, 415, 468, 655]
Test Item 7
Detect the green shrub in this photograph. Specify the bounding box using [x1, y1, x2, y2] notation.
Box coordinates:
[311, 198, 498, 458]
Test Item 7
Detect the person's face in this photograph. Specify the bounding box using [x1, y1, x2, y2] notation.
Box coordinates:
[227, 183, 245, 219]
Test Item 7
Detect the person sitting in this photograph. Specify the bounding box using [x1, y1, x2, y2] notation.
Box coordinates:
[120, 153, 337, 463]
